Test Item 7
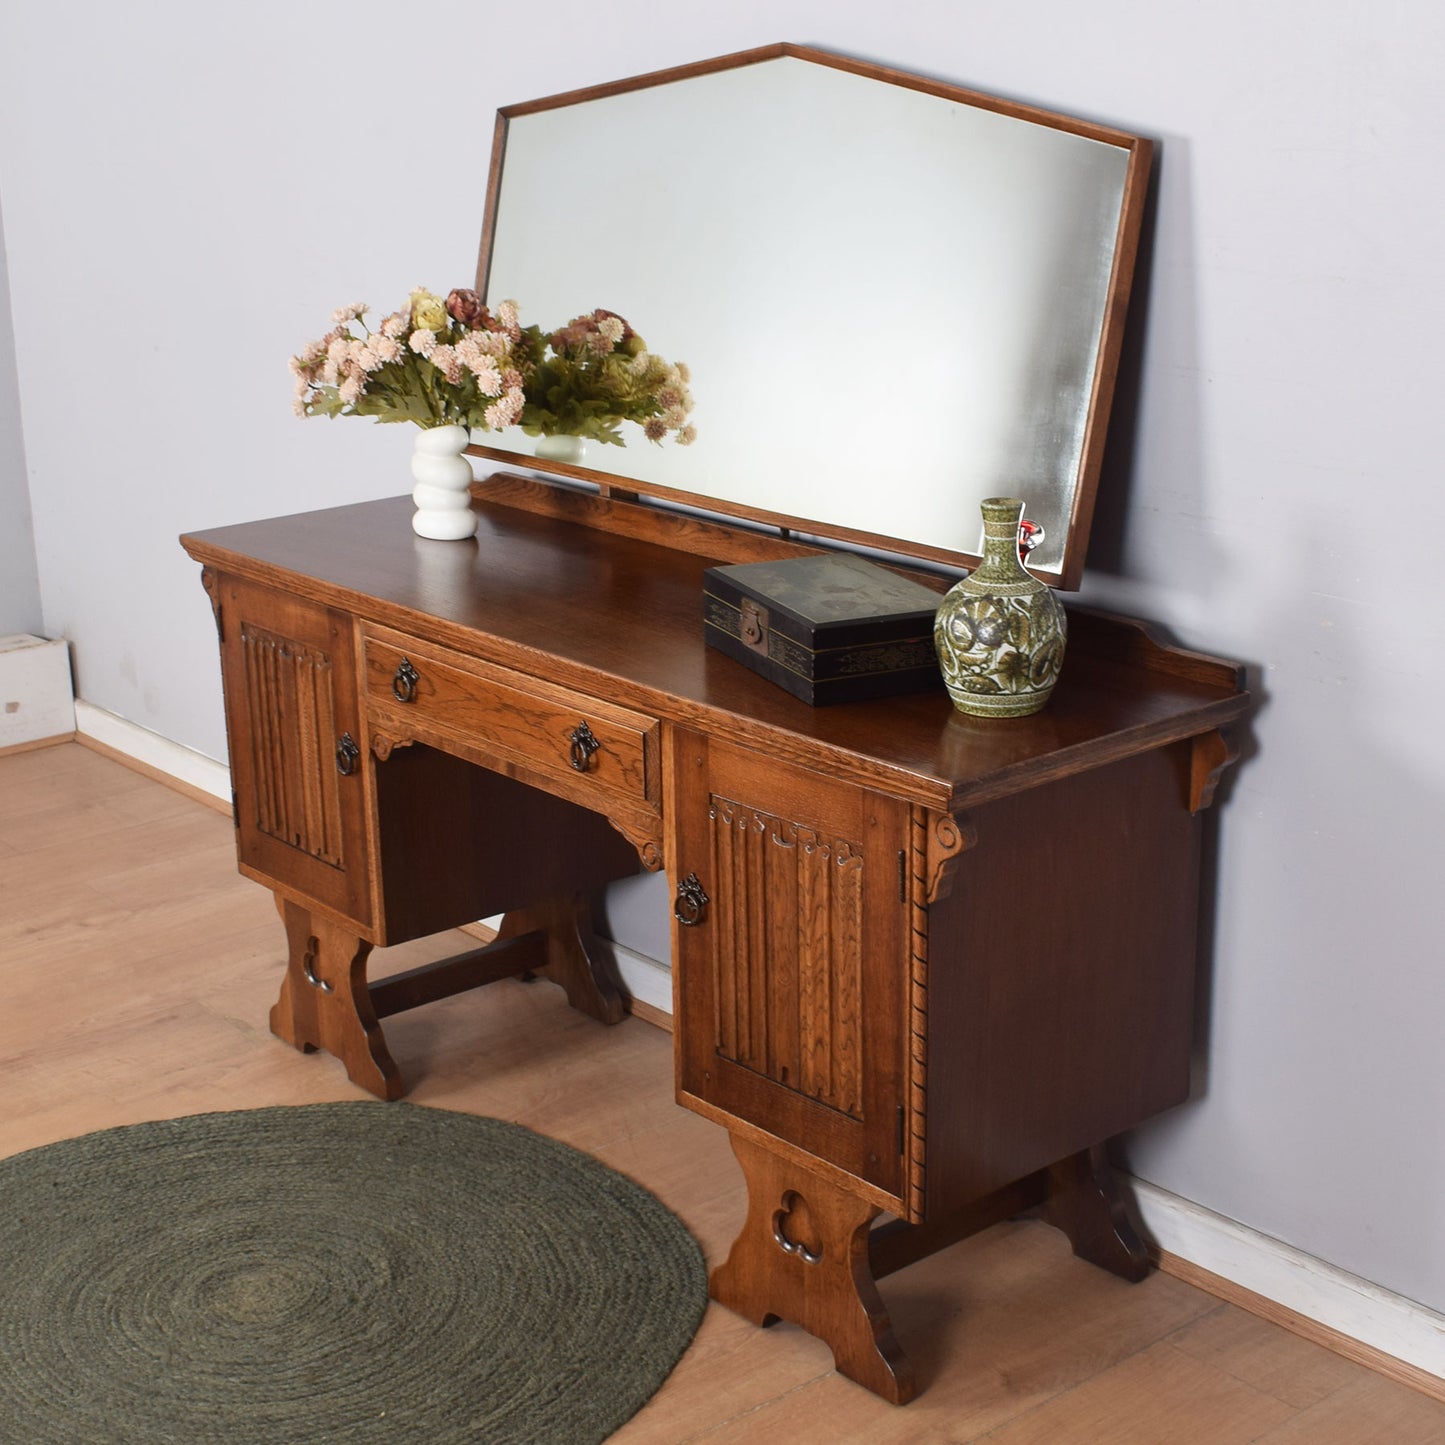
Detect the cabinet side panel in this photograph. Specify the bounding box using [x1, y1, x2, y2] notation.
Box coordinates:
[924, 744, 1202, 1212]
[215, 576, 373, 929]
[239, 622, 343, 866]
[671, 730, 908, 1199]
[708, 796, 865, 1118]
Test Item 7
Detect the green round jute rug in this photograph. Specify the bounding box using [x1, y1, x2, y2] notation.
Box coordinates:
[0, 1102, 708, 1444]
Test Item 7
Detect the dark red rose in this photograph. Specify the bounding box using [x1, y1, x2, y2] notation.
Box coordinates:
[446, 288, 490, 327]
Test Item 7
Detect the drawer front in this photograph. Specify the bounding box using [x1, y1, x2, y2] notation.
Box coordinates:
[362, 628, 659, 814]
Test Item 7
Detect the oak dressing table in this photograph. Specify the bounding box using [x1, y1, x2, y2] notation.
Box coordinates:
[181, 473, 1247, 1403]
[183, 44, 1250, 1403]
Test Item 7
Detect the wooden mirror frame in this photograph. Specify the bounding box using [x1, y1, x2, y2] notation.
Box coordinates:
[468, 43, 1152, 589]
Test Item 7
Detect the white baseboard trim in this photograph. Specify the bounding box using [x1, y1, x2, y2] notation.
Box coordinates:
[1133, 1179, 1444, 1381]
[69, 699, 1443, 1385]
[610, 940, 674, 1018]
[74, 701, 231, 804]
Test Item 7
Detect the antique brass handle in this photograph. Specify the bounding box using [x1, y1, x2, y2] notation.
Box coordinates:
[335, 732, 361, 776]
[569, 720, 602, 772]
[673, 873, 709, 927]
[392, 658, 419, 703]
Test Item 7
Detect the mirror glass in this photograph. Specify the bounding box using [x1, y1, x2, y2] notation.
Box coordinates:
[473, 47, 1149, 586]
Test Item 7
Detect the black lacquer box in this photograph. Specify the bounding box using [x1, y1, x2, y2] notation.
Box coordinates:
[702, 553, 946, 705]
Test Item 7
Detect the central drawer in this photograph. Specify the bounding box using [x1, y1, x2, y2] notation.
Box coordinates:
[362, 625, 660, 818]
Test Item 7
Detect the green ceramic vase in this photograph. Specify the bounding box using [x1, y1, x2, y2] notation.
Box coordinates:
[934, 497, 1067, 718]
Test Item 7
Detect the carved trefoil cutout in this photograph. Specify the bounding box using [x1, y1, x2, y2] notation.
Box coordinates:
[709, 795, 864, 1118]
[240, 622, 347, 867]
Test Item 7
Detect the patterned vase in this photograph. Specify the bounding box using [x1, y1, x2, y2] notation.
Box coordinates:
[410, 424, 478, 540]
[934, 497, 1067, 718]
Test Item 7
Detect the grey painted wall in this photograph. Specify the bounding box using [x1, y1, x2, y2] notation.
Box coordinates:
[2, 2, 1442, 1317]
[0, 196, 41, 637]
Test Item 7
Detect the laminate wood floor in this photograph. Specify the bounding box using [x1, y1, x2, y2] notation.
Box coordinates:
[3, 741, 1442, 1443]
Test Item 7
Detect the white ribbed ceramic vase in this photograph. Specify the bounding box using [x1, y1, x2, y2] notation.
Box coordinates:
[410, 424, 478, 540]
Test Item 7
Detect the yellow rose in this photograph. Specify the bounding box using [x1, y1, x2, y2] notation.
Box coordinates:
[410, 290, 448, 334]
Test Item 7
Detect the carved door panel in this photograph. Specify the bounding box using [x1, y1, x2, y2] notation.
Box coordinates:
[670, 728, 910, 1200]
[210, 573, 373, 929]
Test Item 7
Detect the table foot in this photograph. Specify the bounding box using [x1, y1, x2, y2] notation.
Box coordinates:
[711, 1134, 915, 1403]
[270, 900, 402, 1100]
[497, 894, 626, 1026]
[1039, 1145, 1151, 1282]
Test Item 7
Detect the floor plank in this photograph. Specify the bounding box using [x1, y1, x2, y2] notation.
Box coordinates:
[3, 743, 1441, 1441]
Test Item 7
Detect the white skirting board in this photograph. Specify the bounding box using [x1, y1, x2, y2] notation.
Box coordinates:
[1133, 1180, 1444, 1380]
[608, 939, 674, 1017]
[69, 697, 1445, 1386]
[75, 700, 231, 803]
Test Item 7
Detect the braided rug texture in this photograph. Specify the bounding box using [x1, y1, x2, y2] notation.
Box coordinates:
[0, 1102, 707, 1444]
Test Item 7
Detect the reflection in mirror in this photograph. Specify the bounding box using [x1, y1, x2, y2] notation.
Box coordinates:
[473, 46, 1150, 587]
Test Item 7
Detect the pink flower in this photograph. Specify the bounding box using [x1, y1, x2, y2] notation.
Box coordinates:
[409, 329, 437, 358]
[483, 390, 524, 430]
[469, 357, 502, 395]
[338, 374, 365, 405]
[644, 416, 667, 442]
[381, 311, 409, 339]
[332, 302, 366, 324]
[430, 344, 463, 384]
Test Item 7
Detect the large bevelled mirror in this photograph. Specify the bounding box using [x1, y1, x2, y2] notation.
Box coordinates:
[471, 44, 1151, 588]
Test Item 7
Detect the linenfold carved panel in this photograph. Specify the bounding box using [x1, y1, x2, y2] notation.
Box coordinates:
[240, 622, 346, 867]
[709, 795, 864, 1118]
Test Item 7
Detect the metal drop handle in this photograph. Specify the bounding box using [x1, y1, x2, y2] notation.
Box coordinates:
[569, 720, 602, 772]
[335, 732, 361, 776]
[673, 873, 709, 927]
[392, 658, 419, 703]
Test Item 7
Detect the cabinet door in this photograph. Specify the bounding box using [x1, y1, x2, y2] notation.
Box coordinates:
[212, 574, 373, 929]
[670, 729, 910, 1200]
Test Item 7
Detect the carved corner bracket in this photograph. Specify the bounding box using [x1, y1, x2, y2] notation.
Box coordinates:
[199, 567, 223, 638]
[921, 810, 977, 904]
[606, 814, 664, 872]
[369, 732, 419, 763]
[1189, 729, 1240, 813]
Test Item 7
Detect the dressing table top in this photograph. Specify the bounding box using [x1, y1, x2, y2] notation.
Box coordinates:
[183, 488, 1248, 815]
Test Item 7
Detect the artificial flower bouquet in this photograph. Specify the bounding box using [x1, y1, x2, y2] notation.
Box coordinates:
[289, 288, 695, 448]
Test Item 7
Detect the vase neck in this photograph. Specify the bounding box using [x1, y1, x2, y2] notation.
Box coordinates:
[972, 497, 1030, 584]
